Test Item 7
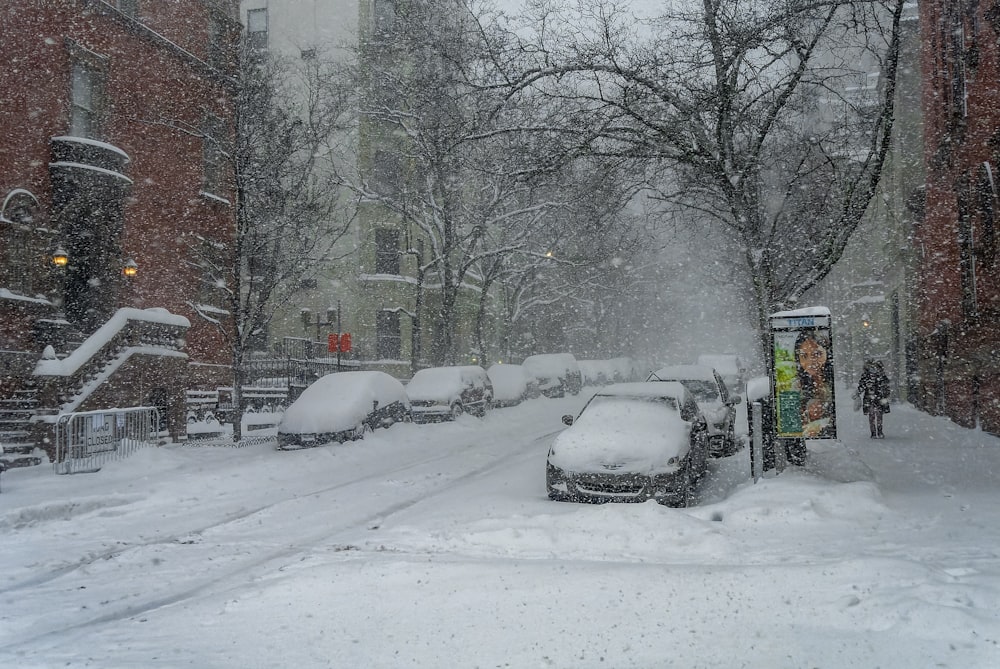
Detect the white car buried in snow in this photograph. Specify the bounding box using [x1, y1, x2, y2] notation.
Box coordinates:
[545, 381, 711, 507]
[521, 353, 583, 398]
[406, 365, 493, 421]
[276, 371, 410, 449]
[486, 363, 539, 407]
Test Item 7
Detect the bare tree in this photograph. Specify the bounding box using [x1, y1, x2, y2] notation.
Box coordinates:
[355, 0, 614, 365]
[486, 0, 906, 357]
[198, 44, 358, 439]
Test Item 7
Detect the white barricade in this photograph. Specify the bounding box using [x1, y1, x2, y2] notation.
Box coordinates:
[54, 407, 159, 474]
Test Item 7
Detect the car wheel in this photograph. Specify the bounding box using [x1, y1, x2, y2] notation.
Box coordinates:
[450, 403, 464, 419]
[675, 460, 695, 507]
[546, 463, 569, 501]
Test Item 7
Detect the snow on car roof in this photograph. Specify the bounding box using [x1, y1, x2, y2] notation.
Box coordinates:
[550, 397, 690, 471]
[406, 365, 486, 399]
[594, 381, 689, 400]
[648, 364, 718, 382]
[521, 353, 578, 375]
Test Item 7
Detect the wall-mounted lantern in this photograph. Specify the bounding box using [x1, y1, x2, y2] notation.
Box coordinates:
[51, 246, 69, 267]
[122, 258, 138, 278]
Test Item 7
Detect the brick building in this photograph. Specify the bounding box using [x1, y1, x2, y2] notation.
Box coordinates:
[0, 0, 240, 463]
[917, 0, 1000, 433]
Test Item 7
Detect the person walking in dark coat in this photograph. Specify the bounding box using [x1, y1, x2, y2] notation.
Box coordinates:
[856, 359, 890, 438]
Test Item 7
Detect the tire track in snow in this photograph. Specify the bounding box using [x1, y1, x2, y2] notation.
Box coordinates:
[0, 427, 561, 654]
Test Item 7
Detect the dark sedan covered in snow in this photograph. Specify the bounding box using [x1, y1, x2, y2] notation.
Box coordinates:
[546, 382, 710, 507]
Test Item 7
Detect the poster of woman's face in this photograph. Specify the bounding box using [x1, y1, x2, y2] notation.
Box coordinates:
[772, 327, 837, 439]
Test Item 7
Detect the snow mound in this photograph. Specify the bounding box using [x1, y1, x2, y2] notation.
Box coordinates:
[0, 494, 139, 530]
[803, 439, 877, 483]
[364, 500, 734, 563]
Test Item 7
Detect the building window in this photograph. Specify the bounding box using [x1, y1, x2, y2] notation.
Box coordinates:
[376, 310, 401, 359]
[957, 171, 978, 319]
[373, 149, 401, 197]
[202, 114, 227, 196]
[116, 0, 138, 18]
[375, 227, 400, 274]
[373, 0, 396, 32]
[1, 190, 44, 295]
[70, 60, 104, 139]
[247, 8, 268, 52]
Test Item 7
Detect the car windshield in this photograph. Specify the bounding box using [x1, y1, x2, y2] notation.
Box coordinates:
[677, 380, 720, 403]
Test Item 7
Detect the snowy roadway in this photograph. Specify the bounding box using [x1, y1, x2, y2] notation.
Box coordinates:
[1, 389, 999, 668]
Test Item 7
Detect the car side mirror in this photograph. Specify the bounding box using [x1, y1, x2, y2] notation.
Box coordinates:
[561, 414, 574, 426]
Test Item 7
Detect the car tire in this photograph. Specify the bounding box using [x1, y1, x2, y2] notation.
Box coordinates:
[546, 463, 570, 501]
[676, 460, 695, 507]
[547, 488, 569, 502]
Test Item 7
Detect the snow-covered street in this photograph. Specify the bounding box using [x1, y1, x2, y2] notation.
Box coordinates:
[2, 388, 999, 668]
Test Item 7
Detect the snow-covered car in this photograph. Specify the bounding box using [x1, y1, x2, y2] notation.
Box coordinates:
[406, 365, 493, 421]
[546, 381, 710, 506]
[486, 363, 538, 407]
[647, 364, 742, 457]
[277, 371, 410, 449]
[577, 359, 617, 386]
[521, 353, 583, 398]
[607, 356, 640, 383]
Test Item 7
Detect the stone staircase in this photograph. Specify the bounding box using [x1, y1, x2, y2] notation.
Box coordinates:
[1, 308, 192, 467]
[0, 388, 44, 468]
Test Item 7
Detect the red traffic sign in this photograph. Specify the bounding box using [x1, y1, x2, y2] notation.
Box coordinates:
[328, 333, 352, 353]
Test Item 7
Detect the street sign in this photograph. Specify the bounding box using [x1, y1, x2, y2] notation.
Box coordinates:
[327, 333, 352, 353]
